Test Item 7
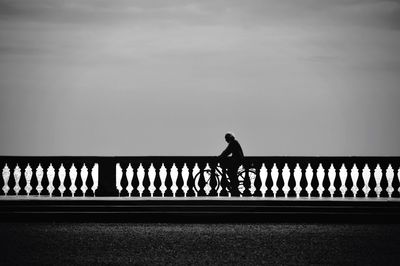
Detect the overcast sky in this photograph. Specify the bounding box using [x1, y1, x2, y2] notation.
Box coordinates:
[0, 0, 399, 156]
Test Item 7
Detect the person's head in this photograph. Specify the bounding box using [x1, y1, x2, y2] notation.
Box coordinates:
[225, 132, 235, 143]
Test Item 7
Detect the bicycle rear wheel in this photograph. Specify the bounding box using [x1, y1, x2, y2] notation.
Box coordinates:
[237, 169, 257, 195]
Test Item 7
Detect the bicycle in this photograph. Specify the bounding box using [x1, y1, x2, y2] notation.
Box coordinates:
[193, 163, 257, 196]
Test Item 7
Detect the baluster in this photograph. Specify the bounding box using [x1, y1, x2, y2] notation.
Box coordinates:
[265, 162, 274, 197]
[80, 164, 88, 197]
[294, 163, 302, 198]
[142, 162, 151, 197]
[271, 163, 279, 198]
[208, 161, 218, 197]
[170, 163, 179, 196]
[386, 164, 394, 198]
[397, 166, 400, 197]
[282, 163, 290, 198]
[137, 163, 145, 197]
[125, 164, 134, 197]
[175, 162, 185, 197]
[392, 162, 400, 198]
[310, 162, 319, 197]
[374, 164, 383, 198]
[380, 162, 389, 198]
[305, 164, 313, 198]
[196, 162, 206, 197]
[36, 164, 44, 196]
[287, 162, 296, 197]
[152, 162, 162, 197]
[58, 164, 66, 197]
[276, 162, 284, 197]
[203, 163, 212, 195]
[148, 163, 156, 197]
[253, 162, 262, 197]
[69, 164, 77, 197]
[91, 163, 99, 196]
[116, 163, 123, 196]
[164, 162, 173, 197]
[333, 162, 342, 197]
[362, 164, 371, 197]
[259, 163, 268, 197]
[322, 162, 330, 197]
[339, 164, 347, 198]
[2, 164, 10, 195]
[191, 163, 200, 197]
[299, 162, 308, 197]
[182, 163, 189, 197]
[13, 164, 21, 195]
[24, 164, 33, 196]
[158, 163, 167, 196]
[368, 162, 378, 197]
[316, 164, 325, 198]
[47, 164, 55, 197]
[350, 164, 359, 198]
[185, 162, 196, 197]
[328, 164, 336, 197]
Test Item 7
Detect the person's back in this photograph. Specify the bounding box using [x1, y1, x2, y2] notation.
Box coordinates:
[219, 134, 244, 160]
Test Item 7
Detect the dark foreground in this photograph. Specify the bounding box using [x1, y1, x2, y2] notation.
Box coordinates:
[1, 223, 400, 265]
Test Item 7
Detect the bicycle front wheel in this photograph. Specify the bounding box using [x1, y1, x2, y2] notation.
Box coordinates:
[193, 169, 221, 195]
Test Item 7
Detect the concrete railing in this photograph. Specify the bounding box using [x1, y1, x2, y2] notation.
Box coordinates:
[1, 156, 399, 199]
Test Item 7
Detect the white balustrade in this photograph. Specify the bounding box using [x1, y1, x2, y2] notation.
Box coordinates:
[125, 164, 134, 197]
[339, 164, 347, 197]
[374, 164, 383, 197]
[24, 164, 33, 196]
[282, 164, 290, 197]
[305, 164, 313, 198]
[387, 164, 394, 197]
[260, 163, 268, 196]
[362, 164, 371, 196]
[47, 164, 55, 197]
[36, 164, 44, 196]
[0, 162, 98, 197]
[2, 164, 10, 195]
[1, 158, 399, 200]
[271, 164, 279, 198]
[59, 164, 66, 196]
[182, 164, 189, 197]
[317, 164, 325, 197]
[294, 164, 302, 198]
[328, 164, 336, 197]
[351, 164, 359, 197]
[81, 164, 88, 196]
[171, 164, 179, 196]
[13, 164, 21, 195]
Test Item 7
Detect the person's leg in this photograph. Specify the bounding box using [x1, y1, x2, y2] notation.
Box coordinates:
[229, 163, 240, 196]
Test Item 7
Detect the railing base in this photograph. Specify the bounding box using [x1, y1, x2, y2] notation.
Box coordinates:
[1, 197, 400, 223]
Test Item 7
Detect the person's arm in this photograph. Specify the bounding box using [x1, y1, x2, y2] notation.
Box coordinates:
[218, 143, 233, 158]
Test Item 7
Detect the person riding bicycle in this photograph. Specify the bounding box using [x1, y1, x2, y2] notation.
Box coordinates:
[218, 132, 244, 196]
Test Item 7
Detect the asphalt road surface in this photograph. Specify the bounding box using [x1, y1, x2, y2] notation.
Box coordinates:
[1, 223, 400, 265]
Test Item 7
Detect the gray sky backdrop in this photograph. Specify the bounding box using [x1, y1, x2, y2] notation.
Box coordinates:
[0, 0, 399, 156]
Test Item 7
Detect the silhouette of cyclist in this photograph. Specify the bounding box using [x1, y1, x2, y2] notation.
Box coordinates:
[218, 132, 244, 196]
